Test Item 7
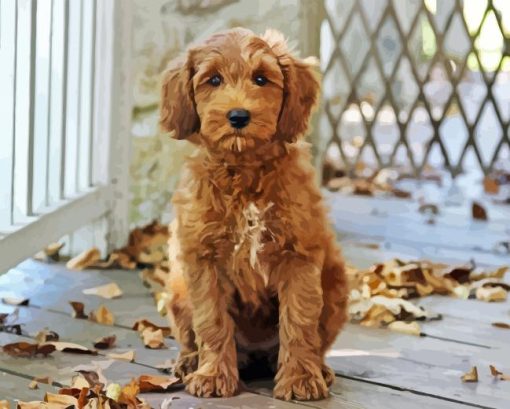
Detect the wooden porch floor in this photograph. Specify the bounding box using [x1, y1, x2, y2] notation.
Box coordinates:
[0, 193, 509, 408]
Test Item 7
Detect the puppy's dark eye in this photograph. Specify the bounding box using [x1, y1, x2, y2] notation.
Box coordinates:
[254, 74, 268, 86]
[208, 75, 222, 87]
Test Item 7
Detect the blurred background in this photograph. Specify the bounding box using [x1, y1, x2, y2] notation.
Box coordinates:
[130, 0, 510, 226]
[1, 0, 509, 265]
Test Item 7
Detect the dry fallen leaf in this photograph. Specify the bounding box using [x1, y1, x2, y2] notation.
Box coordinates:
[461, 366, 479, 382]
[476, 286, 507, 302]
[34, 242, 64, 262]
[15, 402, 48, 409]
[490, 365, 502, 377]
[28, 376, 52, 391]
[388, 321, 422, 336]
[154, 291, 170, 317]
[44, 392, 78, 406]
[35, 329, 60, 343]
[472, 202, 488, 221]
[93, 335, 116, 350]
[484, 177, 500, 195]
[492, 322, 510, 329]
[76, 370, 105, 388]
[106, 383, 122, 401]
[89, 305, 115, 325]
[107, 350, 136, 362]
[118, 378, 140, 407]
[92, 251, 137, 270]
[141, 328, 166, 349]
[0, 310, 22, 335]
[70, 374, 90, 390]
[138, 374, 180, 392]
[66, 247, 101, 270]
[2, 297, 29, 306]
[82, 282, 123, 299]
[69, 301, 88, 319]
[132, 319, 172, 338]
[489, 365, 510, 381]
[418, 203, 439, 215]
[2, 342, 55, 358]
[47, 341, 97, 355]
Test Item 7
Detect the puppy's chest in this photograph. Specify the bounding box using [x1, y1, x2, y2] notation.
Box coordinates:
[210, 200, 283, 294]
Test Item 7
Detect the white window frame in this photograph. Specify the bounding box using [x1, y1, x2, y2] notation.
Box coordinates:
[0, 0, 133, 273]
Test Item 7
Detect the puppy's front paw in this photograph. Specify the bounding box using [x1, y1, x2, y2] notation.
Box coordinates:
[185, 368, 239, 398]
[274, 360, 329, 401]
[174, 352, 198, 381]
[322, 363, 335, 387]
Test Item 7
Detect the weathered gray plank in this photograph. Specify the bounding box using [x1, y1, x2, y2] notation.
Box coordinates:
[341, 234, 510, 270]
[327, 324, 510, 408]
[417, 296, 510, 325]
[329, 377, 473, 409]
[328, 193, 509, 256]
[0, 303, 177, 369]
[0, 332, 164, 387]
[142, 390, 360, 409]
[0, 259, 149, 300]
[2, 259, 168, 329]
[0, 371, 56, 405]
[250, 377, 471, 409]
[420, 316, 510, 350]
[327, 192, 510, 231]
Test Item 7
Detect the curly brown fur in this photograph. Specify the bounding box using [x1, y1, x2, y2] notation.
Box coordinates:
[161, 28, 348, 401]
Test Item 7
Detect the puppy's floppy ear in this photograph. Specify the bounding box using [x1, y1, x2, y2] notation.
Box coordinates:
[160, 52, 199, 140]
[262, 29, 320, 143]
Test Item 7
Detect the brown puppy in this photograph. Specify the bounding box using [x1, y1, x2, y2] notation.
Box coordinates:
[161, 28, 348, 401]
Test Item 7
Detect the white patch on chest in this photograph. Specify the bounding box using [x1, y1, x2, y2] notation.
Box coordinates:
[233, 202, 274, 284]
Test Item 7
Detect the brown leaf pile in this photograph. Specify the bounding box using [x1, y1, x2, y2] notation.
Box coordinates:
[15, 370, 157, 409]
[112, 221, 169, 269]
[13, 371, 181, 408]
[348, 259, 508, 328]
[66, 248, 102, 270]
[63, 221, 169, 272]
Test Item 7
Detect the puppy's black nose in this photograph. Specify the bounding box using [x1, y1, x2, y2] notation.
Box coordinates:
[227, 109, 250, 129]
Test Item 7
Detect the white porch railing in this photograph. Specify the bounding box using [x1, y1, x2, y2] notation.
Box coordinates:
[0, 0, 133, 273]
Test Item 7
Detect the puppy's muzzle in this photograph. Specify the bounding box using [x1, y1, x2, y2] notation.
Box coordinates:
[227, 109, 250, 129]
